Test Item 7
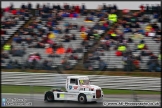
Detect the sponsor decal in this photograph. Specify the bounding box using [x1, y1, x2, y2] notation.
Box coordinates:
[87, 95, 92, 98]
[69, 85, 72, 90]
[60, 94, 64, 98]
[73, 86, 78, 89]
[80, 85, 92, 88]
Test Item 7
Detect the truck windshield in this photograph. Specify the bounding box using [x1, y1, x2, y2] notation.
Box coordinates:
[79, 79, 90, 85]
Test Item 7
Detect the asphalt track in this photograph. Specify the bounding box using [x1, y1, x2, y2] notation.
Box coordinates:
[2, 93, 161, 107]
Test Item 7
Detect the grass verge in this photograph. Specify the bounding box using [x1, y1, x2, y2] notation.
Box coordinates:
[1, 85, 160, 95]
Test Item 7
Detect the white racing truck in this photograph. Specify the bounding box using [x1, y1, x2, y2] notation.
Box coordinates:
[44, 76, 104, 103]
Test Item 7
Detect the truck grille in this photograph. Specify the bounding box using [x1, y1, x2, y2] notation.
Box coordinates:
[96, 89, 101, 98]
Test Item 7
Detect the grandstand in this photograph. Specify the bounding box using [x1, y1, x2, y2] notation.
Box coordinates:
[1, 3, 161, 72]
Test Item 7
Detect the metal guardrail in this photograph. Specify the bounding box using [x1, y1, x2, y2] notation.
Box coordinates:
[1, 72, 161, 91]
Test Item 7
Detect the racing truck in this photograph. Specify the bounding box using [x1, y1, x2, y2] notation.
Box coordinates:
[44, 76, 104, 103]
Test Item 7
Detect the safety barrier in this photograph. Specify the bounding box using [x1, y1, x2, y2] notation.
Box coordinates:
[1, 72, 161, 91]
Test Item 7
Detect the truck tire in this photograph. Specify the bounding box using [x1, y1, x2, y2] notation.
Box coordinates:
[78, 94, 87, 104]
[44, 91, 54, 102]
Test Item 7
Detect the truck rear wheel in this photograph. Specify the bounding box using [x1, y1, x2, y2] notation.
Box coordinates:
[78, 94, 87, 103]
[44, 91, 54, 102]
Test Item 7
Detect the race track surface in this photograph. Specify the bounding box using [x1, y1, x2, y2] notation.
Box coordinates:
[1, 93, 161, 107]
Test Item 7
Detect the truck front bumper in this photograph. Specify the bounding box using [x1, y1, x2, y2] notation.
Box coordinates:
[86, 95, 104, 102]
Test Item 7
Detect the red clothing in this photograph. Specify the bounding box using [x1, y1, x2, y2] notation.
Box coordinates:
[1, 30, 5, 35]
[69, 13, 74, 18]
[122, 9, 129, 14]
[133, 60, 140, 68]
[115, 51, 122, 56]
[4, 7, 10, 12]
[66, 48, 73, 53]
[140, 5, 144, 12]
[47, 22, 52, 26]
[11, 10, 17, 15]
[103, 23, 108, 27]
[74, 6, 80, 13]
[29, 55, 40, 61]
[41, 37, 49, 43]
[45, 48, 53, 54]
[20, 9, 25, 12]
[145, 32, 149, 36]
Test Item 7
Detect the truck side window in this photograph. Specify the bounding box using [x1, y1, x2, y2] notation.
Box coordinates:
[70, 79, 76, 84]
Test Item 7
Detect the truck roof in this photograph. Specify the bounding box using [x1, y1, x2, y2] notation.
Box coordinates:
[67, 76, 89, 79]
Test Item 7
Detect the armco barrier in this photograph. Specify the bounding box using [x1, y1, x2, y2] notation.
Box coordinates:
[1, 72, 161, 91]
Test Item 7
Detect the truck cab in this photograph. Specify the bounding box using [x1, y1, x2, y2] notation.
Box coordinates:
[44, 76, 104, 103]
[66, 76, 90, 92]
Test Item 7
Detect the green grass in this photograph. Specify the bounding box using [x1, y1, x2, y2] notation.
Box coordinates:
[1, 85, 160, 95]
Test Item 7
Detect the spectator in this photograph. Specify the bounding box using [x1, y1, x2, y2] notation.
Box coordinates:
[42, 59, 52, 70]
[3, 44, 11, 51]
[45, 44, 53, 55]
[66, 46, 73, 53]
[10, 3, 14, 10]
[98, 59, 107, 71]
[123, 55, 134, 72]
[11, 48, 25, 57]
[27, 2, 32, 10]
[81, 3, 86, 15]
[93, 31, 100, 40]
[139, 4, 145, 12]
[13, 60, 21, 69]
[145, 4, 150, 14]
[74, 4, 80, 13]
[133, 56, 140, 69]
[13, 35, 22, 43]
[6, 60, 14, 69]
[56, 3, 61, 10]
[117, 44, 127, 52]
[69, 54, 78, 60]
[137, 40, 147, 50]
[140, 49, 152, 56]
[147, 56, 161, 72]
[123, 25, 132, 33]
[115, 50, 122, 56]
[80, 32, 87, 40]
[28, 52, 41, 63]
[61, 58, 73, 70]
[36, 3, 40, 9]
[21, 3, 26, 9]
[1, 53, 9, 59]
[112, 4, 117, 11]
[56, 45, 65, 55]
[71, 34, 76, 40]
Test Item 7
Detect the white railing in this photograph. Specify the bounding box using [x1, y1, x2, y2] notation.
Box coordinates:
[1, 72, 161, 91]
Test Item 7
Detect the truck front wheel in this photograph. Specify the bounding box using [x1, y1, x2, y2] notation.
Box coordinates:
[44, 91, 54, 102]
[78, 94, 87, 103]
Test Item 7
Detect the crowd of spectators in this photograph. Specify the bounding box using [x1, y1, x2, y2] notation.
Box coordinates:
[1, 3, 110, 70]
[85, 4, 161, 72]
[1, 3, 33, 46]
[1, 3, 161, 72]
